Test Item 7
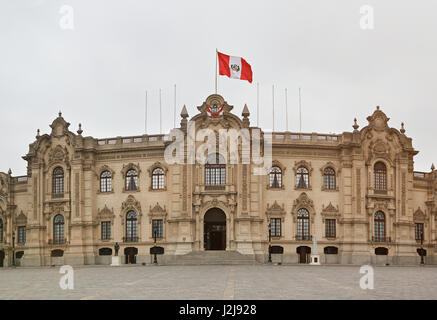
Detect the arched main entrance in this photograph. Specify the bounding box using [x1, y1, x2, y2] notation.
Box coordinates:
[204, 208, 226, 250]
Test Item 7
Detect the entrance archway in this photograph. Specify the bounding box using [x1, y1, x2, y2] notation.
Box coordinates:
[297, 246, 311, 264]
[124, 247, 138, 264]
[204, 208, 226, 250]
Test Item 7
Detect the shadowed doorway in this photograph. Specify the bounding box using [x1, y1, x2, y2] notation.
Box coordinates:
[204, 208, 226, 250]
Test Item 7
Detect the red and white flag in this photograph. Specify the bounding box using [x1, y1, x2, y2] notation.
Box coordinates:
[217, 51, 253, 83]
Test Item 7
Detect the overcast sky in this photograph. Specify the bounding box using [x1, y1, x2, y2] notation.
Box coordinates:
[1, 0, 436, 175]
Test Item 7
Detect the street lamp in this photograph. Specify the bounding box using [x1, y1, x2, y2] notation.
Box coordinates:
[12, 231, 15, 267]
[153, 229, 158, 265]
[268, 222, 272, 263]
[420, 229, 425, 265]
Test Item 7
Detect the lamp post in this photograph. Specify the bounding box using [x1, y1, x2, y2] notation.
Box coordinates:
[153, 229, 158, 265]
[12, 231, 15, 267]
[420, 229, 425, 265]
[268, 222, 272, 263]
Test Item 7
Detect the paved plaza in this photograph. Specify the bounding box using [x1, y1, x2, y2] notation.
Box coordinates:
[0, 264, 436, 300]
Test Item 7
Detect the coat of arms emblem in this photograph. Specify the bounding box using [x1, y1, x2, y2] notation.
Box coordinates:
[206, 103, 224, 118]
[231, 64, 240, 72]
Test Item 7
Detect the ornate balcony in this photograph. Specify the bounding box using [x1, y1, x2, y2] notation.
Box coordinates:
[295, 235, 312, 241]
[123, 236, 139, 243]
[372, 236, 391, 243]
[48, 238, 66, 245]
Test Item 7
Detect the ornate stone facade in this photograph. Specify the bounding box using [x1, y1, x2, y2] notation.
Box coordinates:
[0, 95, 436, 266]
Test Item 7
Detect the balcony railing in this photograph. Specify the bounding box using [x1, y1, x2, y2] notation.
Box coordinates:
[295, 235, 312, 241]
[205, 185, 226, 191]
[51, 193, 64, 199]
[123, 236, 139, 243]
[372, 236, 391, 243]
[49, 238, 66, 245]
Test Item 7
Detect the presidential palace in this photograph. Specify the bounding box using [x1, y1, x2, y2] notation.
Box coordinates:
[0, 94, 436, 267]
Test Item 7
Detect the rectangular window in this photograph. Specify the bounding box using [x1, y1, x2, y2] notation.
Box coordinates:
[152, 219, 163, 238]
[18, 226, 26, 244]
[101, 221, 111, 240]
[325, 219, 336, 238]
[270, 218, 281, 237]
[415, 223, 424, 241]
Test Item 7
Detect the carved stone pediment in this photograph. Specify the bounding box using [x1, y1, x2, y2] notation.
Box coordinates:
[413, 207, 426, 222]
[121, 195, 142, 215]
[50, 113, 71, 137]
[366, 107, 390, 132]
[321, 202, 341, 219]
[97, 205, 115, 221]
[266, 201, 285, 220]
[191, 94, 243, 130]
[47, 145, 70, 168]
[16, 211, 27, 225]
[148, 202, 168, 222]
[291, 193, 315, 223]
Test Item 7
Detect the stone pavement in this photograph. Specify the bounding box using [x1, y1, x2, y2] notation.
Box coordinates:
[0, 264, 436, 300]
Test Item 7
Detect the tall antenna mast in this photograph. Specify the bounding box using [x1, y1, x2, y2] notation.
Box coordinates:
[159, 88, 162, 134]
[272, 84, 275, 132]
[285, 88, 289, 131]
[215, 49, 218, 94]
[257, 82, 259, 127]
[173, 84, 176, 128]
[145, 90, 148, 134]
[299, 87, 302, 133]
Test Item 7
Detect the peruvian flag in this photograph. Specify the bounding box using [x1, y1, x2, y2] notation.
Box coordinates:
[217, 51, 253, 83]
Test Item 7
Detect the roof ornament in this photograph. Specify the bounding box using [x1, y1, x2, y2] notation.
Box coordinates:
[77, 123, 83, 135]
[353, 118, 359, 131]
[36, 129, 40, 139]
[431, 163, 435, 172]
[58, 111, 62, 117]
[400, 122, 406, 134]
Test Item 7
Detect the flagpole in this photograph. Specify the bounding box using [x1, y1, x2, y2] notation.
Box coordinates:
[272, 85, 275, 132]
[145, 90, 148, 134]
[257, 82, 259, 127]
[215, 49, 218, 94]
[285, 88, 288, 131]
[159, 88, 162, 134]
[173, 84, 176, 128]
[299, 87, 302, 133]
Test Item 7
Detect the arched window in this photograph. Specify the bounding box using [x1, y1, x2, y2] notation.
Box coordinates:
[269, 166, 282, 188]
[100, 170, 112, 192]
[0, 219, 3, 243]
[374, 162, 387, 191]
[297, 208, 310, 241]
[52, 167, 64, 196]
[125, 210, 138, 242]
[205, 153, 226, 187]
[152, 168, 165, 190]
[126, 169, 138, 191]
[296, 167, 309, 189]
[53, 214, 65, 244]
[323, 167, 336, 190]
[374, 211, 386, 242]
